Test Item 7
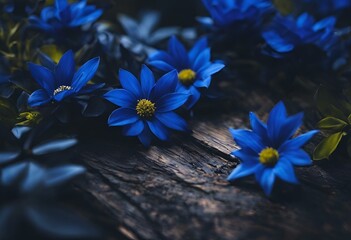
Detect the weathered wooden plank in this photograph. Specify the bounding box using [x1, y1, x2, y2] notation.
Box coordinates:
[75, 101, 351, 240]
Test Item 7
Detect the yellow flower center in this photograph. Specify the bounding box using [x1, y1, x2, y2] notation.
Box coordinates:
[259, 147, 279, 166]
[136, 99, 156, 118]
[53, 85, 72, 95]
[178, 69, 196, 86]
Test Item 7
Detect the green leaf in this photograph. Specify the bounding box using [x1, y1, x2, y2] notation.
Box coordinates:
[315, 86, 348, 120]
[313, 132, 347, 160]
[317, 117, 348, 131]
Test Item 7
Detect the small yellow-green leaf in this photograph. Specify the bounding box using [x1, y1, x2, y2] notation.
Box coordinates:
[313, 132, 347, 160]
[273, 0, 294, 15]
[40, 45, 63, 64]
[9, 23, 20, 39]
[317, 117, 348, 131]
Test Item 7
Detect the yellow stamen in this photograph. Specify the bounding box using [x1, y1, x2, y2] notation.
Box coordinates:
[136, 99, 156, 118]
[259, 147, 279, 166]
[178, 69, 196, 86]
[53, 85, 72, 95]
[17, 111, 41, 126]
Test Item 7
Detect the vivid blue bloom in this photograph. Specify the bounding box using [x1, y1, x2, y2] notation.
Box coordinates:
[227, 102, 318, 196]
[28, 50, 102, 107]
[262, 13, 338, 58]
[104, 65, 189, 147]
[28, 0, 102, 34]
[148, 36, 225, 109]
[198, 0, 273, 29]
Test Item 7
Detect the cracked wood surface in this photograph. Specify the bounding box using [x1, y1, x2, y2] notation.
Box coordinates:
[74, 90, 351, 240]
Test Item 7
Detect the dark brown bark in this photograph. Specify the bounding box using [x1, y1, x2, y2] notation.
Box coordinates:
[74, 91, 351, 240]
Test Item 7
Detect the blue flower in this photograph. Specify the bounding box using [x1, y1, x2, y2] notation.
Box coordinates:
[28, 0, 102, 34]
[104, 65, 189, 147]
[148, 36, 225, 109]
[198, 0, 273, 29]
[262, 13, 338, 58]
[28, 50, 102, 107]
[227, 102, 318, 196]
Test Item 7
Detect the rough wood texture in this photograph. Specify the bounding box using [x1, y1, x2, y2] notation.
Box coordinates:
[74, 90, 351, 240]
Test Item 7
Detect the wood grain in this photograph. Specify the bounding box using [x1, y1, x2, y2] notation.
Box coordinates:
[74, 91, 351, 240]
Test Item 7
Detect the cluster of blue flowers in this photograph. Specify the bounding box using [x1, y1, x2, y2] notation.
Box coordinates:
[1, 0, 351, 237]
[198, 0, 273, 30]
[28, 38, 224, 146]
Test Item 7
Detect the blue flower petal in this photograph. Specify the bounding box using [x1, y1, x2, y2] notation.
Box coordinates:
[72, 57, 100, 92]
[28, 89, 51, 107]
[280, 149, 313, 166]
[273, 159, 299, 184]
[119, 69, 142, 98]
[227, 163, 260, 181]
[40, 6, 56, 22]
[104, 89, 137, 108]
[147, 118, 169, 141]
[279, 130, 319, 152]
[53, 89, 75, 102]
[193, 48, 210, 71]
[229, 128, 265, 153]
[150, 70, 178, 100]
[55, 50, 75, 86]
[249, 112, 269, 143]
[184, 86, 201, 109]
[69, 9, 102, 26]
[55, 0, 68, 12]
[156, 93, 189, 112]
[193, 77, 211, 88]
[155, 112, 188, 131]
[276, 112, 304, 144]
[108, 108, 139, 126]
[28, 16, 53, 31]
[149, 50, 175, 66]
[168, 36, 189, 69]
[198, 63, 225, 79]
[148, 60, 175, 72]
[258, 168, 275, 196]
[267, 101, 287, 146]
[313, 16, 336, 31]
[28, 63, 55, 93]
[138, 124, 153, 147]
[262, 30, 295, 53]
[231, 149, 259, 164]
[122, 120, 145, 136]
[188, 37, 208, 63]
[140, 65, 155, 98]
[79, 83, 105, 94]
